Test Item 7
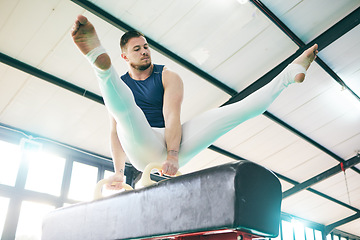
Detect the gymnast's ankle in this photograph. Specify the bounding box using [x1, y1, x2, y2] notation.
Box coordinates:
[292, 44, 318, 83]
[86, 46, 111, 70]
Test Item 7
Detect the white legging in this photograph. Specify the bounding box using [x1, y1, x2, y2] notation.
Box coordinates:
[93, 61, 305, 171]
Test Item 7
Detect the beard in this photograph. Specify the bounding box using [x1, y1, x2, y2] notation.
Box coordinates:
[130, 61, 152, 71]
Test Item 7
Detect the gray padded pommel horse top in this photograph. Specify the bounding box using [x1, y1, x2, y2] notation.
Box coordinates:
[42, 160, 282, 240]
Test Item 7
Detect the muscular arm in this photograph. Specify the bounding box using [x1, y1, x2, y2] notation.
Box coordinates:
[162, 68, 184, 175]
[108, 116, 127, 189]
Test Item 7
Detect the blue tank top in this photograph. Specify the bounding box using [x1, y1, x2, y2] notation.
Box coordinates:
[121, 64, 165, 128]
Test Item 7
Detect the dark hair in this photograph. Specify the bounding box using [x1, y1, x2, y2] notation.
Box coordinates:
[120, 30, 145, 52]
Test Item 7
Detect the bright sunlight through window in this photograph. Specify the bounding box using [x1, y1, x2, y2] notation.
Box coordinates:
[15, 201, 54, 240]
[305, 227, 315, 240]
[0, 140, 21, 186]
[282, 220, 294, 240]
[0, 197, 10, 237]
[315, 230, 323, 240]
[25, 151, 66, 196]
[292, 219, 305, 240]
[68, 162, 98, 201]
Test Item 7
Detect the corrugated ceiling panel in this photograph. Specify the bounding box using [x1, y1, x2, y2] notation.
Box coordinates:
[213, 113, 338, 182]
[282, 190, 356, 225]
[318, 25, 360, 97]
[0, 63, 29, 114]
[312, 170, 360, 209]
[260, 0, 360, 43]
[338, 218, 360, 238]
[19, 1, 83, 68]
[214, 115, 273, 150]
[210, 24, 298, 92]
[198, 154, 238, 171]
[267, 63, 335, 120]
[0, 0, 62, 58]
[180, 148, 223, 174]
[267, 62, 360, 159]
[0, 67, 111, 156]
[284, 153, 338, 183]
[220, 119, 298, 163]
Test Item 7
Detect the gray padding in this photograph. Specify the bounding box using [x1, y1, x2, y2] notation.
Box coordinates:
[42, 161, 282, 240]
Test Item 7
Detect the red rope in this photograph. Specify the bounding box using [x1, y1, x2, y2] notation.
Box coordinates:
[340, 162, 345, 172]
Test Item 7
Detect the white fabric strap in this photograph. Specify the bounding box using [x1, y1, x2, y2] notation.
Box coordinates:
[86, 46, 107, 65]
[282, 63, 307, 86]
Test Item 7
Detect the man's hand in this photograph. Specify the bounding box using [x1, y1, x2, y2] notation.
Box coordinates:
[105, 172, 125, 190]
[162, 152, 179, 176]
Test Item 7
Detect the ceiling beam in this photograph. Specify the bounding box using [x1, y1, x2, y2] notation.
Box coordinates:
[70, 0, 237, 97]
[282, 154, 360, 199]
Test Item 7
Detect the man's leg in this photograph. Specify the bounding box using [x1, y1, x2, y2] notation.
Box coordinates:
[72, 15, 166, 171]
[178, 45, 318, 167]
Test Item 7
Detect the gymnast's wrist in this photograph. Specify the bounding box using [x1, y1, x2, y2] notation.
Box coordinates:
[167, 150, 179, 157]
[115, 169, 124, 174]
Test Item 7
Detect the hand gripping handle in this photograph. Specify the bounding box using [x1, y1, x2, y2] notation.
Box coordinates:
[94, 179, 133, 200]
[138, 162, 181, 187]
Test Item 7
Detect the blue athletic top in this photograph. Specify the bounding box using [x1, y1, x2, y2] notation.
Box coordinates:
[121, 64, 165, 128]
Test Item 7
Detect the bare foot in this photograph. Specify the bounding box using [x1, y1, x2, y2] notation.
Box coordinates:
[71, 15, 101, 55]
[71, 15, 111, 69]
[293, 44, 318, 83]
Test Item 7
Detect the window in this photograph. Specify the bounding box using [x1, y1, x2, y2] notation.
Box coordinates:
[0, 197, 10, 237]
[292, 220, 305, 240]
[282, 220, 294, 240]
[314, 230, 323, 240]
[0, 140, 21, 186]
[305, 227, 315, 240]
[68, 162, 98, 201]
[15, 201, 54, 240]
[25, 151, 66, 196]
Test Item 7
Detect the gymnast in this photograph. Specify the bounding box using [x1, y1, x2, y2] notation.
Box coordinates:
[71, 15, 318, 190]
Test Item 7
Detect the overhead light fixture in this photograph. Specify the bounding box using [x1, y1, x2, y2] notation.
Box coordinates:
[237, 0, 249, 4]
[340, 86, 360, 111]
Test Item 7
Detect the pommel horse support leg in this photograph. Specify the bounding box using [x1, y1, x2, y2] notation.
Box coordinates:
[42, 161, 282, 240]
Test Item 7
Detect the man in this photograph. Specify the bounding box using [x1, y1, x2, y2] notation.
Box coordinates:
[71, 15, 318, 189]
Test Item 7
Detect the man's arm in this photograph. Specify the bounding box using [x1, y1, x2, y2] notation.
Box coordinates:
[162, 68, 184, 176]
[107, 116, 127, 189]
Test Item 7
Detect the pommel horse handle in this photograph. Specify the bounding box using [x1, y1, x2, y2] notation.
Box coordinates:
[94, 162, 181, 200]
[138, 162, 182, 187]
[94, 179, 133, 200]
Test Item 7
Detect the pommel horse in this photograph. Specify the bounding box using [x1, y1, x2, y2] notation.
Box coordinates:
[42, 160, 282, 240]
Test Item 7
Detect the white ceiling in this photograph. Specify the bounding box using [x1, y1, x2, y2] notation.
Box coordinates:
[0, 0, 359, 237]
